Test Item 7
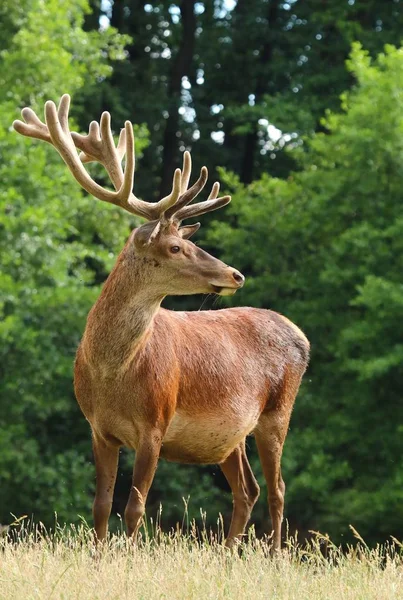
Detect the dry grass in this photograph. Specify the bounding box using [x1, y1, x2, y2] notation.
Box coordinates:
[0, 519, 402, 600]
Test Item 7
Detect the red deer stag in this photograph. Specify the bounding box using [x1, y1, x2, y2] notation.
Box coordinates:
[13, 95, 309, 550]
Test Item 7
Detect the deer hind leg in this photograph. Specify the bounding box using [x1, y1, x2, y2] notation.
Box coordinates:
[220, 440, 260, 548]
[255, 365, 305, 552]
[254, 409, 293, 553]
[92, 433, 120, 542]
[124, 429, 162, 538]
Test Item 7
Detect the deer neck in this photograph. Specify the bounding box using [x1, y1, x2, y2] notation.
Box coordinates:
[82, 246, 163, 374]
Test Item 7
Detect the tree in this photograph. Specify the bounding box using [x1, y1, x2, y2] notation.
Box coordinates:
[207, 43, 403, 543]
[2, 0, 403, 543]
[0, 0, 227, 532]
[82, 1, 403, 200]
[196, 0, 403, 182]
[0, 0, 139, 524]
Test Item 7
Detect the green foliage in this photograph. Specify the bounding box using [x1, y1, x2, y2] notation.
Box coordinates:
[82, 0, 403, 194]
[1, 0, 402, 546]
[0, 0, 129, 106]
[0, 0, 144, 524]
[209, 44, 403, 543]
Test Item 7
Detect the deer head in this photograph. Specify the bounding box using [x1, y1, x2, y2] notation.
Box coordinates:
[13, 94, 244, 297]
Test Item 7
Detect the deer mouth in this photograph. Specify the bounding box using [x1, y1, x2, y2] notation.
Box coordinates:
[210, 284, 238, 296]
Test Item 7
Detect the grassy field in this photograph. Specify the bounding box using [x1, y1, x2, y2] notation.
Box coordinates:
[0, 521, 402, 600]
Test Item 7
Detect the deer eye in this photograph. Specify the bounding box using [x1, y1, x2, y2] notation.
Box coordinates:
[170, 245, 181, 254]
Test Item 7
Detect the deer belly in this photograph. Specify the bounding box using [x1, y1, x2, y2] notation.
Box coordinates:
[160, 408, 259, 464]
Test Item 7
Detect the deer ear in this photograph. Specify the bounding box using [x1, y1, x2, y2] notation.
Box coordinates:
[133, 220, 161, 247]
[178, 223, 200, 239]
[147, 220, 161, 244]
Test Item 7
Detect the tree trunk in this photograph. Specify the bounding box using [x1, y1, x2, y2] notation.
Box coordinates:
[110, 0, 125, 31]
[241, 126, 258, 184]
[159, 0, 196, 197]
[240, 0, 280, 184]
[83, 0, 102, 31]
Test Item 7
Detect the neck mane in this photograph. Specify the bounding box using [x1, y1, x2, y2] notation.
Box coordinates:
[81, 244, 164, 374]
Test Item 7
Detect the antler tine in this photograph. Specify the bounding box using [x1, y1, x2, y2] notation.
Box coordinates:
[180, 151, 192, 194]
[116, 128, 127, 161]
[13, 107, 51, 143]
[72, 123, 99, 163]
[164, 167, 208, 220]
[209, 182, 220, 200]
[57, 94, 70, 133]
[120, 121, 135, 202]
[175, 178, 231, 221]
[152, 151, 198, 218]
[147, 168, 182, 215]
[175, 195, 231, 221]
[160, 155, 230, 223]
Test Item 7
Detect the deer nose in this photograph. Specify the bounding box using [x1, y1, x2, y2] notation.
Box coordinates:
[232, 270, 245, 286]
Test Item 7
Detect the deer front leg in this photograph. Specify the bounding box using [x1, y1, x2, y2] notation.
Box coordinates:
[92, 434, 120, 542]
[124, 429, 162, 538]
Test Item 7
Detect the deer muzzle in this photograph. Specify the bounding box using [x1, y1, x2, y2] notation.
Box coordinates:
[209, 269, 245, 296]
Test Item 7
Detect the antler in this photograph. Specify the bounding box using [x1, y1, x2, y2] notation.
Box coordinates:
[13, 94, 231, 223]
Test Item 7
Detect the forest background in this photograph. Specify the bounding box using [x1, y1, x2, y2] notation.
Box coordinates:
[1, 0, 402, 546]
